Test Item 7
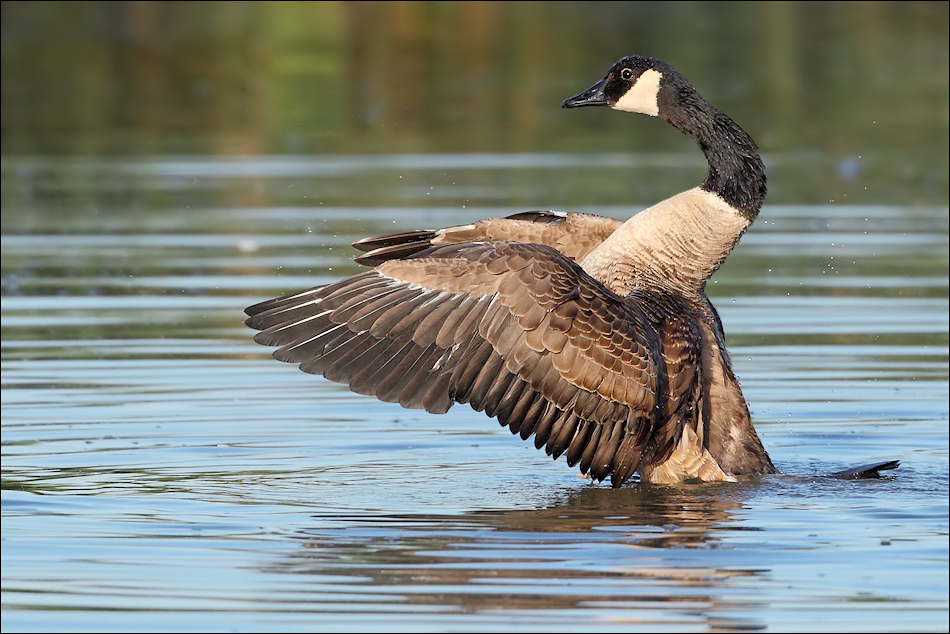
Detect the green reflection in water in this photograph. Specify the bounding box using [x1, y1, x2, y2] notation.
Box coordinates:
[2, 1, 948, 206]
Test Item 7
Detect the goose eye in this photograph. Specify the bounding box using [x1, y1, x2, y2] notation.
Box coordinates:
[621, 68, 634, 81]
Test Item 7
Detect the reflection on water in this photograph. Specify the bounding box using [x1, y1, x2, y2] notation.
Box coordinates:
[2, 1, 948, 206]
[279, 487, 767, 630]
[2, 2, 948, 632]
[2, 163, 947, 628]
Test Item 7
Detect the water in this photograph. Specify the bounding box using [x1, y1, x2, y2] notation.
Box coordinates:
[2, 153, 947, 632]
[2, 3, 948, 631]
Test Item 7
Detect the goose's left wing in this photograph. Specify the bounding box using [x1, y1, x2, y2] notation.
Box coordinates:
[351, 211, 622, 266]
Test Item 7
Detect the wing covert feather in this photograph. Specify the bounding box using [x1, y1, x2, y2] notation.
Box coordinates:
[352, 212, 622, 266]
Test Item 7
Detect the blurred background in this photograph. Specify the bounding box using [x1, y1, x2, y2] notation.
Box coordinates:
[2, 0, 948, 215]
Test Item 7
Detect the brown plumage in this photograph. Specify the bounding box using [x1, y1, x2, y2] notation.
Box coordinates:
[351, 211, 622, 266]
[247, 242, 692, 486]
[246, 55, 783, 486]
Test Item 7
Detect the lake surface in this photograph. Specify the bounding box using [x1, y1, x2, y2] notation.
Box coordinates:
[2, 153, 947, 632]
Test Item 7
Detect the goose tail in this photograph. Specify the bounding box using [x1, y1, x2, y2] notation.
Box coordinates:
[828, 460, 900, 479]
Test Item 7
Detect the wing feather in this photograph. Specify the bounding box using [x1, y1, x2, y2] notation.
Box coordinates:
[351, 211, 622, 266]
[246, 241, 707, 487]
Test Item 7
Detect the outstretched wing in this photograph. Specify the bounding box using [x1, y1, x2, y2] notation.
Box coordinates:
[351, 211, 622, 266]
[246, 241, 688, 487]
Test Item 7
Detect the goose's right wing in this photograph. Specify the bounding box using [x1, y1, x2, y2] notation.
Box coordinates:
[246, 241, 682, 487]
[351, 211, 622, 266]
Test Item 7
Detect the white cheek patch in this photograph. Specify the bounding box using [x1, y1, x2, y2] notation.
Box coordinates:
[612, 68, 662, 116]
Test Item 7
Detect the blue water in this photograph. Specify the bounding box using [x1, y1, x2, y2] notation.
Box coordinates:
[2, 155, 948, 632]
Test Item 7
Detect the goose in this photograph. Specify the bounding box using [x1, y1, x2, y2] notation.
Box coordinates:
[245, 56, 895, 486]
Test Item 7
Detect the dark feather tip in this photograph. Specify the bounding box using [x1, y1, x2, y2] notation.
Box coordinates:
[828, 459, 900, 479]
[351, 230, 437, 252]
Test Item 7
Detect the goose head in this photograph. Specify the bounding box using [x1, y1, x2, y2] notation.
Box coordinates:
[563, 55, 767, 220]
[562, 55, 674, 117]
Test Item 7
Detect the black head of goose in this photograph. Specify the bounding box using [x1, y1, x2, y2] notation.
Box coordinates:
[246, 56, 896, 486]
[561, 56, 767, 297]
[563, 55, 766, 219]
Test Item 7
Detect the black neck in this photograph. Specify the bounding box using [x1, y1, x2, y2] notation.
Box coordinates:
[661, 83, 766, 220]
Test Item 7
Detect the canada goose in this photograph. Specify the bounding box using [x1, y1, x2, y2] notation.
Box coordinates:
[246, 56, 891, 486]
